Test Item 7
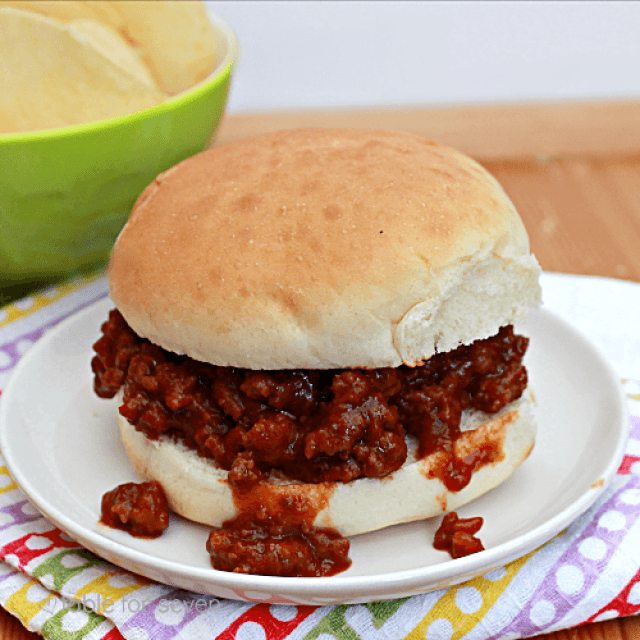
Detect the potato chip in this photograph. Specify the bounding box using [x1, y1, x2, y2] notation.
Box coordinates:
[0, 1, 123, 30]
[0, 7, 166, 134]
[69, 18, 158, 90]
[108, 1, 218, 95]
[0, 0, 217, 97]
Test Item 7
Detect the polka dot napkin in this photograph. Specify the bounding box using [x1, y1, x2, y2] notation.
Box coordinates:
[0, 271, 639, 640]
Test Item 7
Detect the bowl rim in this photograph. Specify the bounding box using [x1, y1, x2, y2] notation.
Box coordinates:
[0, 11, 238, 144]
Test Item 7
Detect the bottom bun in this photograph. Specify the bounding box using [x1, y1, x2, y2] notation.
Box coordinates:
[118, 390, 536, 537]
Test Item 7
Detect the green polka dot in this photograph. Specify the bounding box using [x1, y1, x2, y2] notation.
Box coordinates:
[42, 603, 105, 640]
[364, 599, 408, 629]
[33, 550, 106, 592]
[302, 607, 360, 640]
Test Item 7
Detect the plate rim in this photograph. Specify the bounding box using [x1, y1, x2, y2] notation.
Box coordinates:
[0, 298, 631, 602]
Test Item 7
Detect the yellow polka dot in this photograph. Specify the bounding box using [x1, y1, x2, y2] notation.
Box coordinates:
[0, 272, 104, 329]
[407, 550, 536, 639]
[5, 580, 55, 626]
[76, 571, 149, 603]
[0, 467, 18, 495]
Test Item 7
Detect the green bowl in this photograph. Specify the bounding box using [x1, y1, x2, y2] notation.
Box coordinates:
[0, 12, 236, 301]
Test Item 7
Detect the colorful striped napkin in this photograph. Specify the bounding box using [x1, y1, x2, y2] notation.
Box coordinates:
[0, 272, 639, 640]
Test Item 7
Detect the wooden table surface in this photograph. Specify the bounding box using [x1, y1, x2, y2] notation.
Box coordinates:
[2, 100, 640, 639]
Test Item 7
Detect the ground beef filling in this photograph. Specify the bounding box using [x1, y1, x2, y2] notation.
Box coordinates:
[92, 309, 527, 576]
[92, 309, 529, 494]
[100, 480, 169, 538]
[433, 512, 485, 558]
[206, 495, 351, 577]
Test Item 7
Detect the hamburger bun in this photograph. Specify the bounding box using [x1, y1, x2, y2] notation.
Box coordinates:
[104, 128, 541, 544]
[108, 128, 541, 370]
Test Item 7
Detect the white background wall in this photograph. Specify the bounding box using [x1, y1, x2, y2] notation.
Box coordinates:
[206, 1, 640, 114]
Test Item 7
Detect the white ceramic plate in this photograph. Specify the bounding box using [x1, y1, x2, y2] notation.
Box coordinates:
[0, 298, 629, 605]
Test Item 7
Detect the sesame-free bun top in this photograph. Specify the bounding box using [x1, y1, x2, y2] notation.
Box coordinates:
[109, 128, 541, 369]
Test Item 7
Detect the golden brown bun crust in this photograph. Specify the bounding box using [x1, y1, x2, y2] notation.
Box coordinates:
[109, 128, 541, 368]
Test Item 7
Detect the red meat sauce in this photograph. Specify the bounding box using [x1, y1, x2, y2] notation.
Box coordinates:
[100, 480, 169, 538]
[92, 308, 528, 576]
[433, 512, 485, 558]
[207, 490, 350, 577]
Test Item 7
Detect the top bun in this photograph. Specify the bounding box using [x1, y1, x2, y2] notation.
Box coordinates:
[109, 128, 541, 369]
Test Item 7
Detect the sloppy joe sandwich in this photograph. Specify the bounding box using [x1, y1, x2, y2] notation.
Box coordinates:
[92, 128, 541, 574]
